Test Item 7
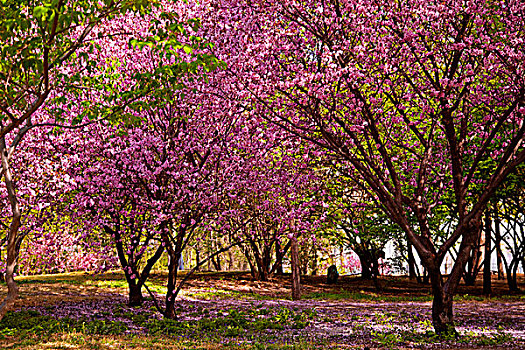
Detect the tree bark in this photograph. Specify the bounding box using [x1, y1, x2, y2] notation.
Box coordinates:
[430, 277, 456, 336]
[428, 218, 481, 335]
[505, 261, 520, 292]
[311, 246, 318, 276]
[272, 240, 291, 275]
[463, 230, 483, 286]
[0, 136, 21, 321]
[291, 235, 301, 300]
[356, 251, 372, 279]
[162, 222, 183, 320]
[483, 210, 492, 295]
[128, 282, 144, 306]
[195, 247, 200, 271]
[164, 251, 179, 319]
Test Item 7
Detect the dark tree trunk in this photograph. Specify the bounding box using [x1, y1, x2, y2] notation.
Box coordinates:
[162, 222, 184, 320]
[505, 261, 520, 292]
[422, 267, 430, 284]
[356, 252, 372, 279]
[427, 218, 481, 336]
[165, 252, 179, 319]
[228, 250, 234, 271]
[483, 210, 492, 295]
[272, 240, 291, 275]
[128, 282, 144, 307]
[195, 247, 200, 271]
[211, 255, 222, 271]
[463, 230, 482, 286]
[291, 236, 301, 300]
[104, 224, 164, 307]
[241, 246, 257, 278]
[431, 280, 455, 335]
[311, 246, 318, 276]
[253, 249, 270, 281]
[274, 255, 284, 275]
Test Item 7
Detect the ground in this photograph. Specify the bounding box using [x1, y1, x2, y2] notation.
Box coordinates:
[0, 271, 524, 349]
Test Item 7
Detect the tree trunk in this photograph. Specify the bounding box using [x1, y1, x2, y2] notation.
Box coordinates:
[195, 247, 200, 271]
[407, 241, 417, 280]
[162, 222, 184, 320]
[228, 250, 234, 271]
[0, 137, 22, 321]
[127, 243, 164, 307]
[463, 233, 482, 286]
[165, 252, 179, 319]
[431, 279, 456, 336]
[252, 245, 271, 281]
[290, 236, 301, 300]
[356, 252, 372, 279]
[483, 210, 492, 295]
[128, 282, 144, 307]
[211, 255, 222, 271]
[506, 261, 520, 292]
[494, 209, 505, 280]
[311, 246, 318, 276]
[272, 240, 291, 275]
[427, 218, 481, 336]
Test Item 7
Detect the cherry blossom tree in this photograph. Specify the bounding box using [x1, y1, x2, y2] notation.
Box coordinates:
[199, 0, 525, 335]
[0, 125, 116, 277]
[0, 0, 218, 318]
[218, 134, 320, 282]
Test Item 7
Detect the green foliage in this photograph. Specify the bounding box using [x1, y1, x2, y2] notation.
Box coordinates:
[0, 310, 129, 337]
[0, 0, 225, 139]
[145, 306, 313, 336]
[0, 1, 154, 122]
[370, 330, 402, 349]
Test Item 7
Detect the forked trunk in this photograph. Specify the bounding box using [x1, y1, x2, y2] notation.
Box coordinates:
[427, 218, 481, 336]
[506, 262, 520, 292]
[494, 211, 505, 280]
[162, 223, 182, 320]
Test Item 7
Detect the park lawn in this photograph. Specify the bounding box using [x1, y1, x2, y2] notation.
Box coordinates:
[0, 271, 524, 349]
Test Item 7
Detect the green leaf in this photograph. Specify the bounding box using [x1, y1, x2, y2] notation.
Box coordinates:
[33, 6, 47, 19]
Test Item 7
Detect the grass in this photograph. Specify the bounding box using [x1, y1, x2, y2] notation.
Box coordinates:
[0, 272, 523, 349]
[0, 308, 321, 350]
[303, 289, 434, 302]
[185, 289, 277, 301]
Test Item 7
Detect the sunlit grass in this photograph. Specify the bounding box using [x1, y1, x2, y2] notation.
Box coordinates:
[303, 289, 434, 302]
[1, 272, 523, 349]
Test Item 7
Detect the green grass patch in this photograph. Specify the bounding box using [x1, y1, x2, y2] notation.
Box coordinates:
[185, 289, 276, 301]
[0, 310, 129, 337]
[303, 290, 433, 302]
